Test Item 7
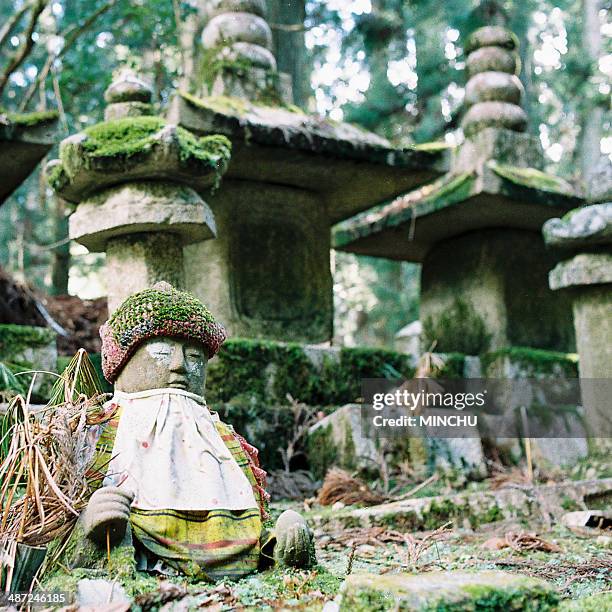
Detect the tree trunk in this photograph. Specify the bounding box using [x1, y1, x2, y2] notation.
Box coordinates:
[267, 0, 308, 108]
[579, 0, 602, 185]
[49, 196, 70, 295]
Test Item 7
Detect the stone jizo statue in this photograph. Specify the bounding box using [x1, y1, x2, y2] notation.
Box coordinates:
[80, 282, 314, 581]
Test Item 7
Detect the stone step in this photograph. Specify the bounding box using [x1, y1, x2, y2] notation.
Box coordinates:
[311, 478, 612, 532]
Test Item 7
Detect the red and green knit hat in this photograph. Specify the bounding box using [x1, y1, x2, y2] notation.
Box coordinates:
[100, 282, 226, 382]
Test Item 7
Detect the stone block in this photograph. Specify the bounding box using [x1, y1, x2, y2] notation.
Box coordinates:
[420, 229, 575, 352]
[549, 253, 612, 290]
[452, 128, 542, 173]
[185, 180, 332, 343]
[339, 571, 558, 611]
[69, 181, 216, 252]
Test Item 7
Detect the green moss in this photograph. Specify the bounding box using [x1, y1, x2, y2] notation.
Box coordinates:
[47, 162, 70, 191]
[306, 424, 338, 480]
[489, 161, 571, 195]
[6, 110, 59, 127]
[558, 592, 612, 611]
[334, 173, 476, 250]
[207, 339, 415, 407]
[422, 299, 491, 355]
[481, 346, 579, 377]
[73, 116, 231, 167]
[0, 324, 55, 359]
[451, 582, 558, 612]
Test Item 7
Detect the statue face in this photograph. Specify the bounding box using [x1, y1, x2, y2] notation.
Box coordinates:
[115, 337, 208, 395]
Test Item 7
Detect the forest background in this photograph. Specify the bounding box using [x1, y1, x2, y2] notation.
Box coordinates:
[0, 0, 609, 348]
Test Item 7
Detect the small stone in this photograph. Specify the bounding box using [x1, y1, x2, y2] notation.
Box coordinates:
[339, 570, 558, 611]
[465, 26, 518, 54]
[467, 46, 518, 77]
[332, 501, 345, 511]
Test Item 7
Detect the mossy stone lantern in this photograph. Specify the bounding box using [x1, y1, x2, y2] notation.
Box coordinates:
[334, 26, 584, 354]
[543, 155, 612, 433]
[168, 0, 450, 343]
[46, 70, 231, 312]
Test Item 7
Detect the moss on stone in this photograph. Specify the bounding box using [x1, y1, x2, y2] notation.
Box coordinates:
[0, 324, 56, 358]
[306, 424, 339, 480]
[422, 299, 491, 356]
[481, 346, 579, 377]
[73, 116, 231, 169]
[341, 571, 558, 612]
[207, 338, 415, 408]
[558, 592, 612, 611]
[47, 162, 70, 191]
[6, 110, 59, 127]
[334, 172, 476, 250]
[489, 161, 572, 195]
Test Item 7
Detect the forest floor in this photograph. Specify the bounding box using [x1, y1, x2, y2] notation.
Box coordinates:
[118, 497, 611, 611]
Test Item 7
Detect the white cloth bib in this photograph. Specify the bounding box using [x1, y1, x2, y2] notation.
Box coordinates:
[103, 388, 258, 512]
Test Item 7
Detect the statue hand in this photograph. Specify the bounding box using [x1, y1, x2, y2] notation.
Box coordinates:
[82, 486, 134, 547]
[274, 509, 316, 569]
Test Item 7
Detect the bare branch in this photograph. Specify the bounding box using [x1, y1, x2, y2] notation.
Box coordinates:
[0, 0, 35, 49]
[19, 0, 119, 111]
[0, 0, 48, 99]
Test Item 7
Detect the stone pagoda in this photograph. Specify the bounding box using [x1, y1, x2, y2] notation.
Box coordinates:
[334, 25, 583, 354]
[543, 155, 612, 432]
[168, 0, 449, 343]
[46, 69, 231, 312]
[0, 109, 58, 205]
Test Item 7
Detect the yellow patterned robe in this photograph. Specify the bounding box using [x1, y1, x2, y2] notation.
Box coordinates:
[91, 403, 271, 581]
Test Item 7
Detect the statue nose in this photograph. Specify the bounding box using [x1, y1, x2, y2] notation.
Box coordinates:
[169, 346, 187, 372]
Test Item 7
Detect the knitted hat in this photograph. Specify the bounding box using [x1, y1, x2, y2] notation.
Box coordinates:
[100, 282, 226, 382]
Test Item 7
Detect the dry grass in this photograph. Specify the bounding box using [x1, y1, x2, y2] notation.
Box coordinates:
[317, 468, 386, 507]
[0, 349, 112, 589]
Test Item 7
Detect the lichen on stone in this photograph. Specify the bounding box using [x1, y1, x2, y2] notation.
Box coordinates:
[488, 160, 573, 195]
[410, 141, 454, 152]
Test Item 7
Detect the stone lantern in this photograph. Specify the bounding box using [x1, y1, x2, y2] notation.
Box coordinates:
[334, 25, 583, 354]
[543, 155, 612, 434]
[168, 0, 449, 343]
[46, 69, 231, 312]
[0, 110, 58, 206]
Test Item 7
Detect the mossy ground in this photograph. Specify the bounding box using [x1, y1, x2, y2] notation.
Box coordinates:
[40, 502, 607, 610]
